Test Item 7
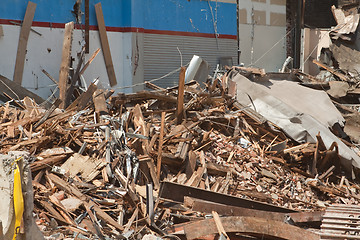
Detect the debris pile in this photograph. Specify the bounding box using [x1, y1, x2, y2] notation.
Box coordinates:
[2, 64, 360, 239]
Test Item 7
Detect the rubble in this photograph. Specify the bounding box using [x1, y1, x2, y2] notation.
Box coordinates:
[3, 62, 360, 239]
[4, 3, 360, 239]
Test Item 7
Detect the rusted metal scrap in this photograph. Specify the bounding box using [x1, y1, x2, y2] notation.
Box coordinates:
[168, 216, 320, 240]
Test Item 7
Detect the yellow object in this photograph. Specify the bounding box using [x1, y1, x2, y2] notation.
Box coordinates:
[13, 157, 24, 240]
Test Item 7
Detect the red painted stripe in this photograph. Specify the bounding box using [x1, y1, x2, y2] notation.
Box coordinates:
[0, 19, 236, 40]
[143, 29, 237, 39]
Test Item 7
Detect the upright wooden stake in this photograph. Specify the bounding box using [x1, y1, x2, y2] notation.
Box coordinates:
[58, 22, 74, 109]
[176, 67, 186, 124]
[13, 1, 37, 85]
[85, 0, 90, 53]
[157, 112, 166, 180]
[95, 3, 117, 87]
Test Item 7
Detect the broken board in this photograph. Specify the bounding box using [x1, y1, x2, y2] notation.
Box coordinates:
[61, 153, 106, 182]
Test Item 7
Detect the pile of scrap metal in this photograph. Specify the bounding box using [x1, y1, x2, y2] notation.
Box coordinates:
[3, 62, 360, 239]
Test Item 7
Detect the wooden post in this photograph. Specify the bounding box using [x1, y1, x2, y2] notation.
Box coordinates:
[93, 89, 108, 116]
[176, 67, 186, 125]
[85, 0, 90, 53]
[95, 3, 117, 87]
[58, 22, 74, 109]
[13, 1, 37, 85]
[311, 140, 319, 176]
[157, 112, 166, 180]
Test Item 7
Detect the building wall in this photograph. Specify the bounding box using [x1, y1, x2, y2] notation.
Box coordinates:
[0, 0, 286, 99]
[140, 0, 238, 88]
[0, 25, 134, 98]
[143, 34, 237, 88]
[0, 0, 135, 99]
[301, 28, 331, 76]
[238, 0, 287, 71]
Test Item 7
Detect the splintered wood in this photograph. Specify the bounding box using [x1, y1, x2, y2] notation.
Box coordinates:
[1, 70, 359, 239]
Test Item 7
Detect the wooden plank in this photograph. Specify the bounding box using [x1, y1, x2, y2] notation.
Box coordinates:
[0, 74, 48, 107]
[61, 153, 106, 182]
[84, 203, 106, 239]
[66, 80, 98, 111]
[13, 1, 37, 85]
[318, 165, 336, 180]
[95, 3, 117, 87]
[312, 140, 319, 176]
[79, 48, 100, 75]
[147, 160, 160, 190]
[156, 112, 166, 180]
[85, 0, 90, 53]
[41, 69, 58, 85]
[93, 89, 108, 115]
[58, 22, 74, 109]
[176, 67, 186, 124]
[160, 181, 295, 213]
[30, 155, 68, 172]
[185, 151, 197, 179]
[64, 49, 85, 108]
[124, 207, 139, 232]
[312, 59, 349, 82]
[39, 200, 67, 224]
[212, 211, 230, 240]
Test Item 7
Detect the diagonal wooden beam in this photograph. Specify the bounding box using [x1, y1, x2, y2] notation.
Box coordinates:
[95, 2, 117, 87]
[13, 1, 37, 85]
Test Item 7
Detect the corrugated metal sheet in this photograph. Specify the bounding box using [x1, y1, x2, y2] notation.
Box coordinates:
[143, 33, 237, 89]
[321, 204, 360, 239]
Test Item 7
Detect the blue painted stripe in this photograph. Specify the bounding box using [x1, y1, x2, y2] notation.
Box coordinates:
[0, 0, 236, 35]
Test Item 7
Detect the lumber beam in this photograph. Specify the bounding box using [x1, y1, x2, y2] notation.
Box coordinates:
[95, 2, 117, 87]
[159, 181, 295, 213]
[312, 59, 349, 82]
[85, 0, 89, 53]
[0, 74, 49, 108]
[58, 22, 74, 109]
[176, 67, 186, 124]
[156, 112, 166, 179]
[13, 1, 37, 85]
